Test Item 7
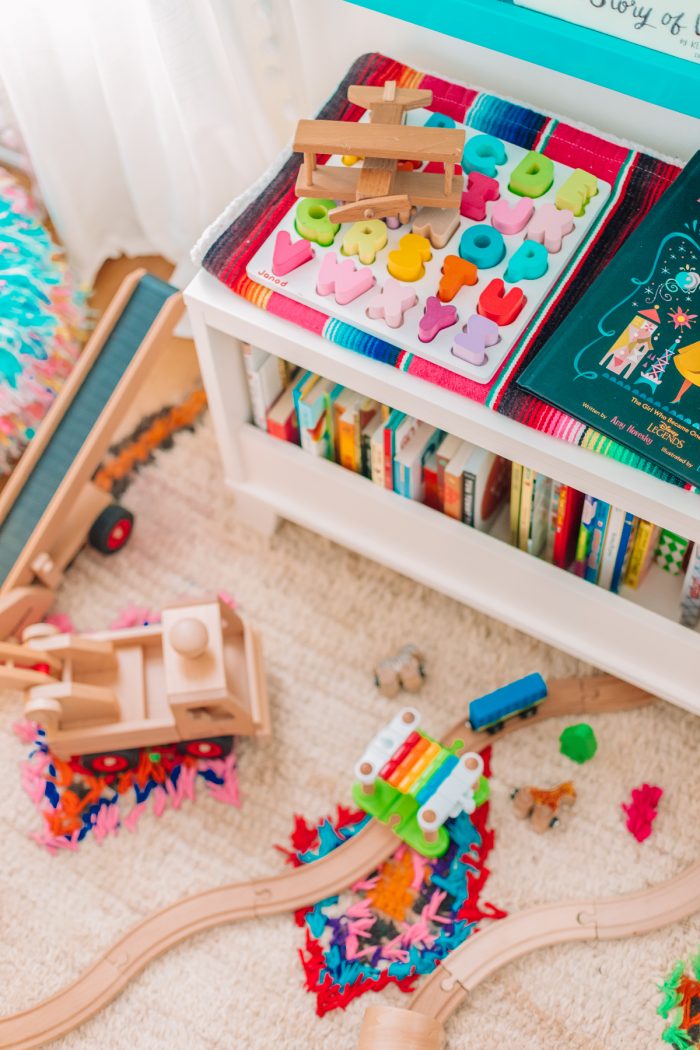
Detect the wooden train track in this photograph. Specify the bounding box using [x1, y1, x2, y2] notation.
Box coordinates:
[0, 675, 665, 1048]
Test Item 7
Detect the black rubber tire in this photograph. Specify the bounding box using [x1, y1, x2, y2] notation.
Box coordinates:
[89, 504, 135, 554]
[81, 748, 141, 775]
[178, 736, 234, 760]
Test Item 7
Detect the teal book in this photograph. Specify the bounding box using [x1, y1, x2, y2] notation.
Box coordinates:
[519, 151, 700, 489]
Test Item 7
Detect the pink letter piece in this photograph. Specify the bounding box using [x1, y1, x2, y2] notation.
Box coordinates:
[491, 196, 534, 235]
[460, 172, 500, 221]
[272, 230, 314, 276]
[452, 314, 500, 365]
[316, 252, 375, 305]
[418, 296, 458, 343]
[526, 203, 575, 253]
[366, 279, 418, 329]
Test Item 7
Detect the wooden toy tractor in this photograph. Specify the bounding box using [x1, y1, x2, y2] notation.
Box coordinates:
[0, 596, 269, 771]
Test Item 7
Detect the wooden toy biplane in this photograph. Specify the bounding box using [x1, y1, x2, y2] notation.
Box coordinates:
[293, 81, 465, 224]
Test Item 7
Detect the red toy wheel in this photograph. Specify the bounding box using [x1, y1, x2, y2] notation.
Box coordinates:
[180, 737, 233, 760]
[80, 748, 141, 775]
[89, 505, 134, 555]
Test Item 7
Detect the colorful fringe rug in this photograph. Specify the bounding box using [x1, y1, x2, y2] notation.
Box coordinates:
[276, 749, 506, 1014]
[658, 948, 700, 1047]
[0, 165, 88, 477]
[196, 51, 686, 487]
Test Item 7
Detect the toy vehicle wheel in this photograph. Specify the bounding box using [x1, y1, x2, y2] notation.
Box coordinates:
[486, 721, 504, 735]
[549, 816, 560, 828]
[519, 706, 539, 720]
[179, 736, 233, 760]
[21, 622, 61, 643]
[81, 748, 141, 775]
[89, 505, 134, 555]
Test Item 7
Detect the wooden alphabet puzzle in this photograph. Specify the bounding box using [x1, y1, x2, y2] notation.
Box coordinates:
[247, 109, 610, 384]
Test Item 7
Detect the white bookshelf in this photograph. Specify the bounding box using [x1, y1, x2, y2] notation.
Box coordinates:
[185, 269, 700, 717]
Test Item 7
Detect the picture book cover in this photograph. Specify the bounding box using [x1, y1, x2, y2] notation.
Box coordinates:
[520, 151, 700, 488]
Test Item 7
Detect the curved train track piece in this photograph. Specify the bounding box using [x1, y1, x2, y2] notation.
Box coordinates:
[0, 675, 654, 1048]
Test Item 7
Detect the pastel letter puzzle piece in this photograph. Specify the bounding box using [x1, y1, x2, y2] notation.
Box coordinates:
[272, 230, 314, 277]
[342, 219, 388, 265]
[504, 241, 549, 283]
[526, 203, 575, 253]
[387, 233, 432, 282]
[439, 255, 478, 302]
[460, 172, 500, 221]
[425, 112, 456, 129]
[452, 313, 500, 365]
[295, 197, 340, 246]
[478, 278, 527, 325]
[419, 296, 458, 343]
[459, 224, 506, 269]
[316, 252, 375, 305]
[508, 151, 554, 199]
[491, 196, 534, 235]
[411, 207, 460, 249]
[556, 168, 598, 216]
[366, 278, 418, 329]
[462, 133, 508, 178]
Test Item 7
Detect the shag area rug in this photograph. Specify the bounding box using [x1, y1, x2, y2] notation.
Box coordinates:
[0, 413, 698, 1049]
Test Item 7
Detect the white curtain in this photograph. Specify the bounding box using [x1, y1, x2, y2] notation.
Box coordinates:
[0, 0, 310, 282]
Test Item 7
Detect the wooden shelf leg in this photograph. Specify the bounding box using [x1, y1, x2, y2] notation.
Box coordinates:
[234, 491, 281, 538]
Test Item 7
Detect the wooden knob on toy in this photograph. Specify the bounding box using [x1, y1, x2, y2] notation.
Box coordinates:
[358, 1005, 444, 1050]
[169, 617, 209, 658]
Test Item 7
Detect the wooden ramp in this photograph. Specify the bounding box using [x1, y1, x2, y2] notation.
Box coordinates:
[0, 272, 182, 639]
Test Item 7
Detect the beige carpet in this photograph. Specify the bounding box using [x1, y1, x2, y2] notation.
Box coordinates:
[1, 413, 698, 1049]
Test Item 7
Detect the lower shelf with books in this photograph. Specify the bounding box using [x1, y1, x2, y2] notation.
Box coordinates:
[238, 422, 700, 714]
[249, 351, 700, 633]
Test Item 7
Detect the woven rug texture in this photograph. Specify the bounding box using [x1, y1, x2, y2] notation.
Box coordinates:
[0, 414, 698, 1049]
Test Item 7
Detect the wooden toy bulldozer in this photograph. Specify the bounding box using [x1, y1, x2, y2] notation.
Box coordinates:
[293, 81, 465, 223]
[0, 596, 269, 771]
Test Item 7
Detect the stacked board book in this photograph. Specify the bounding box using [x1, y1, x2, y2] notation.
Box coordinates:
[244, 345, 698, 629]
[520, 151, 700, 490]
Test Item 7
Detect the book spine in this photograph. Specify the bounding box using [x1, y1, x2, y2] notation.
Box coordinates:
[371, 430, 385, 486]
[585, 500, 611, 584]
[597, 506, 625, 591]
[573, 495, 598, 577]
[680, 544, 700, 628]
[545, 479, 562, 561]
[243, 348, 269, 430]
[610, 512, 636, 594]
[339, 413, 358, 471]
[527, 474, 550, 557]
[443, 470, 463, 520]
[423, 455, 439, 510]
[517, 467, 535, 551]
[360, 429, 373, 478]
[462, 471, 475, 527]
[510, 462, 523, 545]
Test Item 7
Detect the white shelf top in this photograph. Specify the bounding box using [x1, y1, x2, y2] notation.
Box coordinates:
[185, 270, 700, 544]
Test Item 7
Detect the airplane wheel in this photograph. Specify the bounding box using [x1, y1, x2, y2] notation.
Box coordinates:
[179, 736, 233, 760]
[89, 505, 134, 554]
[80, 748, 141, 775]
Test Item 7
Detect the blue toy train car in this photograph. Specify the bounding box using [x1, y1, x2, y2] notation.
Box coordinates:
[468, 673, 547, 732]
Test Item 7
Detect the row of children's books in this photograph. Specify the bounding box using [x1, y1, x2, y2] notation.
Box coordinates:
[243, 344, 700, 630]
[510, 467, 699, 623]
